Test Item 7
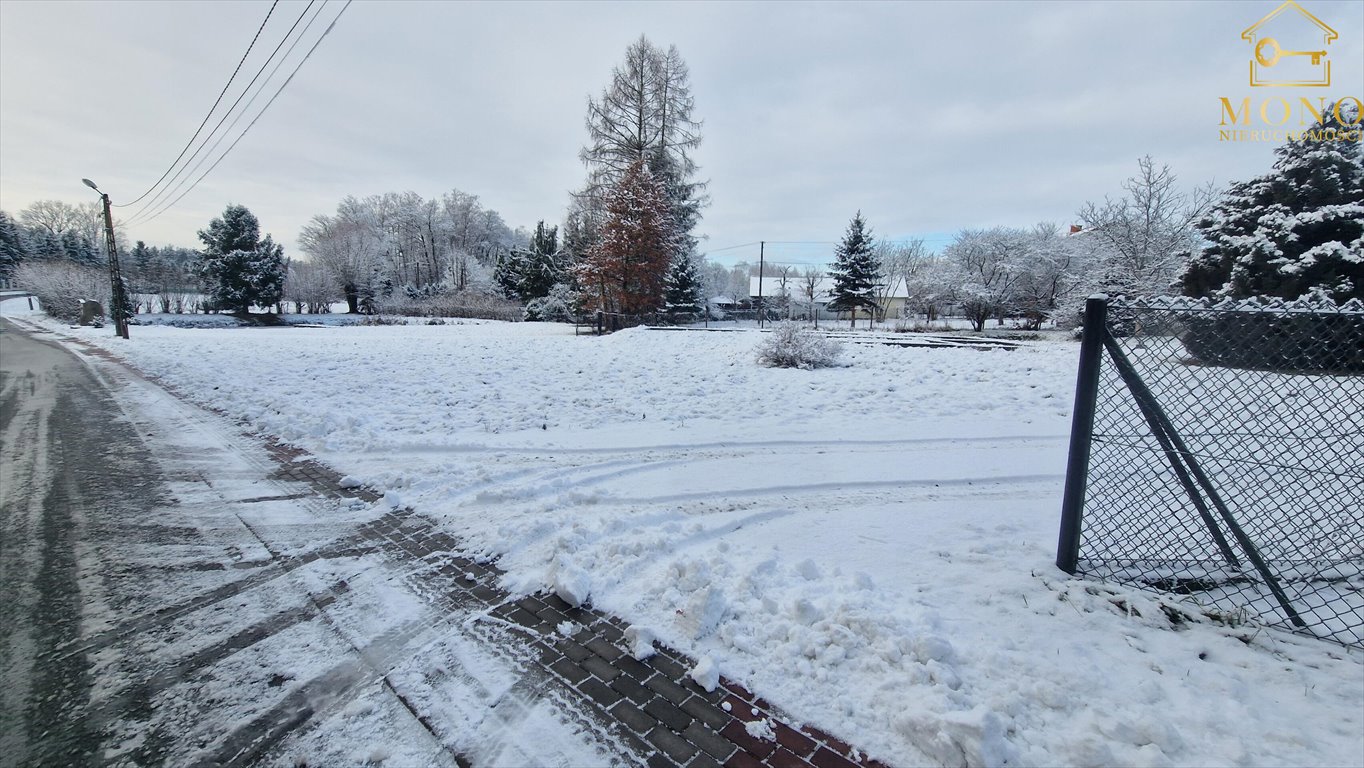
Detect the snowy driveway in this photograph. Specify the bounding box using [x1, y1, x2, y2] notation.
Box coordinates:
[0, 321, 639, 766]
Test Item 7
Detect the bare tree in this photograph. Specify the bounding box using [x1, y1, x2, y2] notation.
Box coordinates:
[299, 199, 381, 314]
[285, 259, 340, 314]
[1013, 223, 1089, 329]
[580, 37, 702, 197]
[947, 227, 1027, 332]
[871, 238, 932, 323]
[1077, 155, 1214, 297]
[576, 36, 706, 268]
[905, 256, 958, 323]
[19, 200, 99, 241]
[800, 267, 823, 328]
[774, 265, 795, 319]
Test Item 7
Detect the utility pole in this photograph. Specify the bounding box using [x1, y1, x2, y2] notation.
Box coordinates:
[757, 241, 765, 329]
[83, 178, 130, 339]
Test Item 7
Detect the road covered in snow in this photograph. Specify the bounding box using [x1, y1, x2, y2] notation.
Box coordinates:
[16, 314, 1364, 767]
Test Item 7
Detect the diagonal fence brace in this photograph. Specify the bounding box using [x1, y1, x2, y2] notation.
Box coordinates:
[1102, 335, 1307, 629]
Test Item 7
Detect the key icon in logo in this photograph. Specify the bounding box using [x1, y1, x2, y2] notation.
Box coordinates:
[1254, 37, 1328, 67]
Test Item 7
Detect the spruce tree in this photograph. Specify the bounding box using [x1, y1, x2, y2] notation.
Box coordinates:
[1181, 102, 1364, 301]
[0, 210, 26, 280]
[494, 221, 562, 301]
[197, 204, 287, 314]
[663, 253, 703, 315]
[131, 240, 152, 274]
[494, 247, 530, 300]
[62, 231, 101, 266]
[32, 230, 64, 261]
[827, 212, 882, 328]
[522, 221, 562, 300]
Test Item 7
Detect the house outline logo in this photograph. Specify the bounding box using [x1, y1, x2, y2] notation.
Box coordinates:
[1242, 1, 1337, 87]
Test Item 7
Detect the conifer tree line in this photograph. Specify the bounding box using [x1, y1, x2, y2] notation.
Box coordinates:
[0, 202, 203, 320]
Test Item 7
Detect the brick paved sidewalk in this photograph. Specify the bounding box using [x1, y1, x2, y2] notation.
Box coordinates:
[263, 439, 891, 768]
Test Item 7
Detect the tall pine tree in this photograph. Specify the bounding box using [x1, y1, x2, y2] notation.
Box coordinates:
[575, 36, 705, 273]
[827, 212, 882, 328]
[198, 204, 286, 314]
[1181, 101, 1364, 301]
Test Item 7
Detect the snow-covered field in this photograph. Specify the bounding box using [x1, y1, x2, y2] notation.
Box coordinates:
[13, 310, 1363, 767]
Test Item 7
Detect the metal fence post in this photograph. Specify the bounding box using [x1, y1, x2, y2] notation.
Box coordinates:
[1056, 295, 1108, 574]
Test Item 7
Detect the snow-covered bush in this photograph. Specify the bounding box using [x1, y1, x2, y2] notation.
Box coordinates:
[524, 295, 571, 322]
[524, 283, 577, 322]
[13, 260, 107, 322]
[756, 322, 844, 369]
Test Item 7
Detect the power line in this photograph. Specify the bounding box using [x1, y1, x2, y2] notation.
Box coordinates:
[131, 1, 352, 227]
[701, 241, 762, 254]
[125, 0, 322, 226]
[114, 0, 280, 209]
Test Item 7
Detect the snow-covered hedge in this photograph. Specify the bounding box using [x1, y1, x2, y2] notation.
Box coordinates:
[1108, 295, 1364, 373]
[1183, 309, 1364, 373]
[374, 291, 522, 321]
[13, 261, 107, 323]
[755, 322, 844, 369]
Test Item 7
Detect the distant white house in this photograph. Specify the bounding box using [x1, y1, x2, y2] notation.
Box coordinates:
[748, 275, 913, 320]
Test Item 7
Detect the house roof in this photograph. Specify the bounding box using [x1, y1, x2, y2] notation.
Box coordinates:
[1241, 1, 1337, 41]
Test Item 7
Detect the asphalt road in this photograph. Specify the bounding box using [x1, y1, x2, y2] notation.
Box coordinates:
[0, 321, 465, 767]
[0, 318, 152, 765]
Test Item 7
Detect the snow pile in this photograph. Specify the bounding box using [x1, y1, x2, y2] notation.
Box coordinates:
[624, 625, 658, 660]
[689, 655, 719, 692]
[39, 317, 1363, 767]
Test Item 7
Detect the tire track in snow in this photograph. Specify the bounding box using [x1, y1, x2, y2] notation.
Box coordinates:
[388, 432, 1066, 456]
[612, 473, 1064, 506]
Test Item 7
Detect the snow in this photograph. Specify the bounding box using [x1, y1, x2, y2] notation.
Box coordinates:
[19, 315, 1363, 767]
[689, 655, 719, 692]
[744, 717, 776, 741]
[624, 625, 658, 660]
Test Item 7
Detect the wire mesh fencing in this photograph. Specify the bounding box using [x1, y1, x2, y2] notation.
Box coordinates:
[1057, 295, 1364, 647]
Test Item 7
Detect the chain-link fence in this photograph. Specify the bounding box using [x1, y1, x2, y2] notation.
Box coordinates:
[574, 311, 706, 335]
[1057, 295, 1364, 647]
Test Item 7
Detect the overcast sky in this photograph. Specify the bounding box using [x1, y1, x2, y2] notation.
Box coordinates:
[1, 0, 1361, 267]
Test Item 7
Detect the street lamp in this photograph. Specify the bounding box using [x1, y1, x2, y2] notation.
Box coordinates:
[82, 178, 130, 339]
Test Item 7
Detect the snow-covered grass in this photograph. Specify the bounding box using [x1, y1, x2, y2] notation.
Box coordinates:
[25, 315, 1364, 767]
